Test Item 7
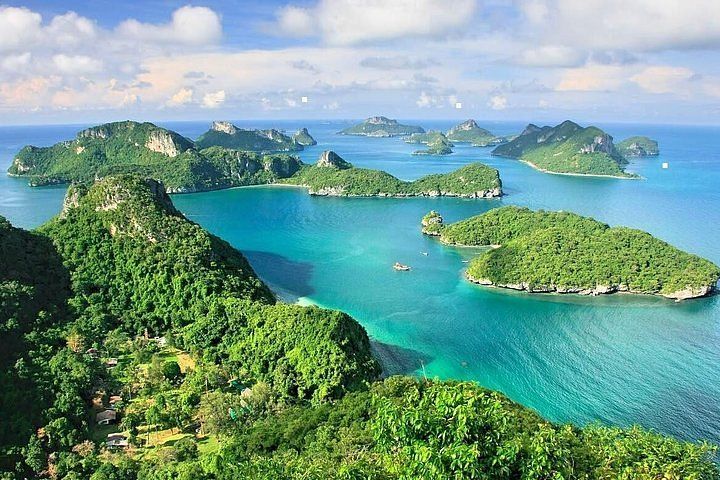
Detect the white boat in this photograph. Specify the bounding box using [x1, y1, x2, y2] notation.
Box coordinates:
[393, 262, 411, 271]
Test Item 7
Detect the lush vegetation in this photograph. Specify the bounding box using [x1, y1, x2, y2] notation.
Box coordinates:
[404, 131, 452, 145]
[338, 116, 424, 137]
[286, 153, 501, 197]
[446, 119, 505, 146]
[425, 206, 720, 299]
[8, 121, 304, 193]
[617, 136, 660, 156]
[1, 179, 718, 478]
[412, 136, 454, 156]
[195, 122, 302, 152]
[492, 120, 637, 177]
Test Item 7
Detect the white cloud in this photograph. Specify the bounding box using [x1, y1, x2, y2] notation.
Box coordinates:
[52, 54, 102, 75]
[519, 0, 720, 52]
[116, 6, 221, 46]
[488, 95, 507, 110]
[202, 90, 226, 108]
[630, 66, 695, 94]
[167, 87, 194, 106]
[275, 0, 477, 45]
[0, 6, 41, 52]
[556, 65, 628, 92]
[515, 45, 585, 68]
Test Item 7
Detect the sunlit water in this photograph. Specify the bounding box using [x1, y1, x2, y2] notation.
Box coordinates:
[1, 119, 719, 446]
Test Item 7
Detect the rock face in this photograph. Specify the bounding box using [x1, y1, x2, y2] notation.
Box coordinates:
[421, 211, 444, 235]
[145, 130, 182, 158]
[316, 150, 352, 169]
[367, 116, 398, 125]
[450, 119, 479, 133]
[446, 119, 504, 146]
[578, 134, 614, 155]
[617, 136, 659, 157]
[338, 116, 424, 137]
[211, 121, 237, 135]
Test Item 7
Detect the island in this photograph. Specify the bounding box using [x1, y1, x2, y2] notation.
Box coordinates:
[491, 120, 637, 178]
[292, 127, 317, 146]
[405, 131, 454, 155]
[338, 116, 425, 137]
[284, 150, 501, 197]
[422, 206, 720, 300]
[195, 120, 305, 152]
[446, 119, 506, 146]
[7, 121, 304, 193]
[1, 175, 717, 479]
[616, 136, 660, 157]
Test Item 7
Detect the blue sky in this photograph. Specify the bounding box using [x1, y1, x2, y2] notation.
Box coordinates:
[1, 0, 720, 125]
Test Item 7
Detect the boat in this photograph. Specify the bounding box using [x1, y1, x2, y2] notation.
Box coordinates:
[462, 260, 469, 263]
[421, 252, 428, 256]
[393, 262, 411, 271]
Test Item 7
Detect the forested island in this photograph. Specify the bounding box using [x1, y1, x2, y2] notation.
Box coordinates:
[338, 116, 424, 137]
[7, 121, 308, 193]
[195, 121, 309, 152]
[491, 121, 638, 177]
[446, 119, 506, 146]
[1, 175, 718, 479]
[422, 206, 720, 300]
[284, 150, 502, 197]
[617, 136, 660, 157]
[405, 131, 454, 155]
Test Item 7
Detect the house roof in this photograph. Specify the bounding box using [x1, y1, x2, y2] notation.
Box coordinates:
[96, 409, 117, 422]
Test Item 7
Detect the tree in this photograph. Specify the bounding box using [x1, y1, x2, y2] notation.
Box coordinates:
[162, 361, 182, 383]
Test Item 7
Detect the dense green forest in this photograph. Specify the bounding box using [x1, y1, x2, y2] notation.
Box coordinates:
[446, 119, 505, 146]
[491, 121, 637, 177]
[286, 153, 502, 197]
[338, 116, 424, 137]
[195, 122, 303, 152]
[423, 206, 720, 299]
[7, 121, 304, 193]
[1, 177, 718, 479]
[617, 136, 660, 157]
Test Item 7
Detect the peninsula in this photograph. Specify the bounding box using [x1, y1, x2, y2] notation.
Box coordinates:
[491, 120, 637, 177]
[422, 206, 720, 300]
[285, 150, 502, 197]
[338, 116, 424, 137]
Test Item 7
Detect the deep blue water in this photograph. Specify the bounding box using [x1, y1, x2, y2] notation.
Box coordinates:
[1, 119, 719, 447]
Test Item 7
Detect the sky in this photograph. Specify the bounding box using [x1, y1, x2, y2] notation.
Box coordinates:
[2, 0, 720, 125]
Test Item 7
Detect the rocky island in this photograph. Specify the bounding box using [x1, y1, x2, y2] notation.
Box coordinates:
[292, 127, 317, 146]
[285, 150, 501, 197]
[338, 116, 425, 137]
[491, 120, 637, 178]
[446, 119, 506, 146]
[616, 136, 660, 157]
[405, 131, 454, 155]
[422, 206, 720, 300]
[7, 121, 304, 193]
[195, 121, 307, 152]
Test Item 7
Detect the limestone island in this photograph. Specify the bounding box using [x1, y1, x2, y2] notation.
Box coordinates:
[283, 150, 502, 197]
[491, 120, 638, 178]
[196, 121, 313, 152]
[338, 116, 425, 137]
[446, 119, 506, 146]
[292, 127, 317, 146]
[422, 206, 720, 300]
[8, 121, 305, 193]
[616, 136, 659, 157]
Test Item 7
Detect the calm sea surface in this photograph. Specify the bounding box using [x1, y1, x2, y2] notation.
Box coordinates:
[2, 119, 719, 446]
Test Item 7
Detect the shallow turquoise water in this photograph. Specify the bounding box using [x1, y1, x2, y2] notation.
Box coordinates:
[1, 120, 719, 446]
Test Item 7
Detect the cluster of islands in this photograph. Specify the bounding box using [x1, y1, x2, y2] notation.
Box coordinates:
[1, 116, 719, 478]
[7, 117, 715, 302]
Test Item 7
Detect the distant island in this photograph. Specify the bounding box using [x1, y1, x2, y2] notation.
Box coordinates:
[616, 136, 659, 157]
[292, 127, 317, 146]
[195, 121, 310, 152]
[284, 150, 502, 197]
[491, 120, 637, 178]
[422, 206, 720, 300]
[7, 121, 306, 193]
[338, 116, 425, 137]
[446, 119, 506, 146]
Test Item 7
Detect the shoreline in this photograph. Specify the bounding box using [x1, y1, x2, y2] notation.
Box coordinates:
[491, 154, 640, 180]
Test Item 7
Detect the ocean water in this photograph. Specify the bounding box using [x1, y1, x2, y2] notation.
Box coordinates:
[1, 119, 719, 447]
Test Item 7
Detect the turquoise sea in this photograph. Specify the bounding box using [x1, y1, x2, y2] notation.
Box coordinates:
[1, 119, 719, 447]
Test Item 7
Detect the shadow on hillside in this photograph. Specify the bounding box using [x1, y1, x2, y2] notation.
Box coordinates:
[243, 250, 315, 302]
[371, 340, 433, 378]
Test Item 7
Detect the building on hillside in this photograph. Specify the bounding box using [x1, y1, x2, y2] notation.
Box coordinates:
[96, 409, 117, 425]
[106, 433, 128, 448]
